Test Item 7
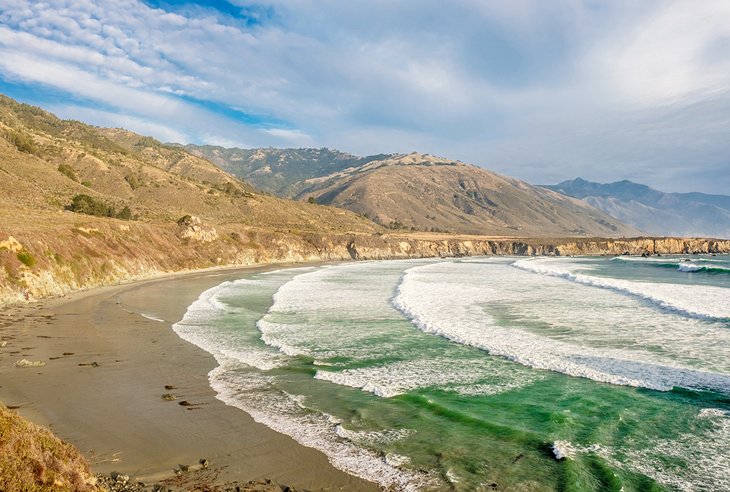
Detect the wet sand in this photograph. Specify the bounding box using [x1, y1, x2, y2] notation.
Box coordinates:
[0, 265, 378, 490]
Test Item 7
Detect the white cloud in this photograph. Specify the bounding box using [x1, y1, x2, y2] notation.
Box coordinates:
[0, 0, 728, 192]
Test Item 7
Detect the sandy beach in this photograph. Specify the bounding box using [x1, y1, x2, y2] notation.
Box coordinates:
[0, 265, 378, 491]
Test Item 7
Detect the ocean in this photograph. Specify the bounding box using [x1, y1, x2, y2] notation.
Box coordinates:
[172, 255, 730, 491]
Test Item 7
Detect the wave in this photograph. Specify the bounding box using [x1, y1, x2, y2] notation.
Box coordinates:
[172, 268, 438, 491]
[172, 278, 289, 371]
[677, 263, 730, 273]
[612, 256, 730, 274]
[209, 364, 437, 491]
[314, 358, 535, 398]
[392, 262, 730, 394]
[513, 258, 730, 320]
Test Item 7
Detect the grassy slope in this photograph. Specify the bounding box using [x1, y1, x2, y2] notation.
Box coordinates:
[0, 404, 100, 491]
[296, 154, 640, 237]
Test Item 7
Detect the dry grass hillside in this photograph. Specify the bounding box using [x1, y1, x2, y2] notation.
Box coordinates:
[0, 404, 100, 491]
[0, 95, 387, 305]
[0, 95, 379, 233]
[2, 94, 724, 310]
[298, 153, 639, 237]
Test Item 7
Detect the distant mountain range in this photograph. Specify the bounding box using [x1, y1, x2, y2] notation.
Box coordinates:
[186, 145, 637, 237]
[543, 178, 730, 238]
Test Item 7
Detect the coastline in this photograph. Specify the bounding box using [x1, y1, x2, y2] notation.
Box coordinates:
[0, 262, 379, 491]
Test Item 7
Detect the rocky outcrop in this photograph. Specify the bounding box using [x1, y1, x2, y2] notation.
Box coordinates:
[1, 216, 729, 309]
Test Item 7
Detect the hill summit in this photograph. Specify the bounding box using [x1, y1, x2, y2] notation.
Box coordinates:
[187, 146, 638, 237]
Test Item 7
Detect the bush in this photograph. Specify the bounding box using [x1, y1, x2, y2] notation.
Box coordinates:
[17, 251, 35, 267]
[116, 206, 133, 220]
[124, 174, 140, 190]
[7, 131, 37, 154]
[66, 194, 133, 220]
[307, 196, 317, 204]
[57, 164, 78, 182]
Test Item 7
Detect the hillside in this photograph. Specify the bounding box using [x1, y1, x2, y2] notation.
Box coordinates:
[296, 153, 638, 236]
[183, 145, 392, 198]
[184, 146, 638, 237]
[544, 178, 730, 238]
[0, 403, 100, 491]
[0, 95, 381, 232]
[1, 94, 727, 309]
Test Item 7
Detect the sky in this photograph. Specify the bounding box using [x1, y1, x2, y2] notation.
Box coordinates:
[0, 0, 729, 193]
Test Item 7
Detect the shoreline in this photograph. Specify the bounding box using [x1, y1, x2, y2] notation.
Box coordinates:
[0, 261, 379, 491]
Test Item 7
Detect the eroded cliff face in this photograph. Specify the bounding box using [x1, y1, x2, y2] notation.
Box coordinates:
[1, 216, 728, 308]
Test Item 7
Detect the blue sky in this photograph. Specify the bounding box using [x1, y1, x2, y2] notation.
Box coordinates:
[0, 0, 729, 193]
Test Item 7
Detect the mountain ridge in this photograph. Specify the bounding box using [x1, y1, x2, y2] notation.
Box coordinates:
[185, 146, 639, 237]
[2, 93, 728, 310]
[544, 178, 730, 238]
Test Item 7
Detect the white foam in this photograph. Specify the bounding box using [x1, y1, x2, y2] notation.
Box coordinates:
[599, 410, 730, 491]
[552, 440, 575, 460]
[393, 261, 730, 393]
[551, 440, 602, 460]
[209, 364, 439, 491]
[513, 258, 730, 320]
[677, 263, 730, 273]
[172, 277, 290, 371]
[257, 261, 420, 360]
[140, 312, 165, 322]
[172, 263, 443, 491]
[315, 357, 535, 398]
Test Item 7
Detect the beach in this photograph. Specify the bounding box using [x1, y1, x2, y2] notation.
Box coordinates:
[0, 265, 378, 491]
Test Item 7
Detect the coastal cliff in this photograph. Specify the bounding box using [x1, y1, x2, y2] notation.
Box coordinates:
[1, 215, 728, 308]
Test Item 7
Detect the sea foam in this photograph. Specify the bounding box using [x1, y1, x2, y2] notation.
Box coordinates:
[513, 258, 730, 320]
[393, 261, 730, 393]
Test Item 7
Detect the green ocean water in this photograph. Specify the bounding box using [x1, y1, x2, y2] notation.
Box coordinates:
[172, 256, 730, 491]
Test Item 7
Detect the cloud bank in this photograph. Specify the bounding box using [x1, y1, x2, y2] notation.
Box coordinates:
[0, 0, 728, 192]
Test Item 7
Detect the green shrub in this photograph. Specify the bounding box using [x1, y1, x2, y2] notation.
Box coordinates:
[307, 196, 317, 204]
[116, 206, 132, 220]
[66, 194, 132, 220]
[57, 164, 78, 182]
[17, 250, 35, 267]
[7, 131, 37, 154]
[67, 194, 113, 217]
[124, 174, 140, 190]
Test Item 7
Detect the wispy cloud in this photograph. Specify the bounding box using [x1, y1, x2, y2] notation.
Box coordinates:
[0, 0, 728, 192]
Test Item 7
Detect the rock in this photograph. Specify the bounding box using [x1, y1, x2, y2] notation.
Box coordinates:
[177, 215, 219, 243]
[0, 341, 7, 347]
[14, 359, 45, 368]
[161, 393, 177, 401]
[551, 440, 574, 460]
[0, 236, 23, 253]
[179, 464, 189, 472]
[199, 458, 209, 468]
[111, 472, 129, 483]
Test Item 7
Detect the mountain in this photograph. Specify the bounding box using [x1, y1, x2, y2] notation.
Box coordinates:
[188, 146, 638, 237]
[0, 95, 380, 231]
[5, 93, 727, 311]
[544, 178, 730, 238]
[183, 145, 392, 198]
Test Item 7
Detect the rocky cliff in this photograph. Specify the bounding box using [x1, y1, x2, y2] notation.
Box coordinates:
[2, 215, 728, 308]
